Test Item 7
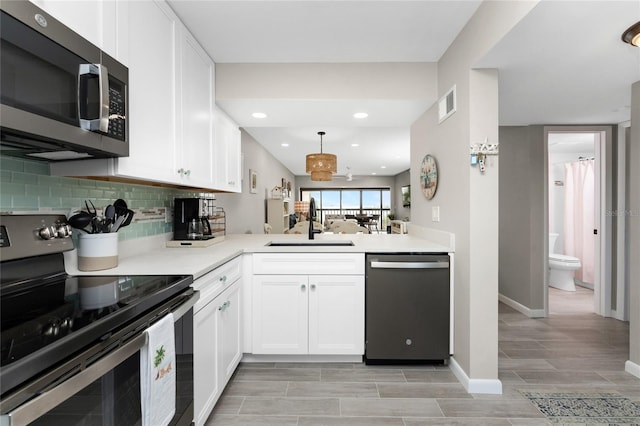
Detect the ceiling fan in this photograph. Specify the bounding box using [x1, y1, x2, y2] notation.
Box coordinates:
[334, 166, 356, 182]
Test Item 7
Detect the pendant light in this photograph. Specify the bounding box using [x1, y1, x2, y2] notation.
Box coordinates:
[306, 131, 337, 181]
[622, 21, 640, 46]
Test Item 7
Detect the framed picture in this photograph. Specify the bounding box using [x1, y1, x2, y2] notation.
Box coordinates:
[250, 169, 257, 194]
[401, 185, 411, 207]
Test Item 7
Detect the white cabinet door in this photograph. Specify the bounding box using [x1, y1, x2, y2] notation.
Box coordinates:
[30, 0, 104, 51]
[218, 281, 242, 384]
[114, 0, 179, 184]
[179, 32, 214, 188]
[252, 275, 308, 354]
[193, 298, 220, 426]
[213, 108, 241, 193]
[308, 275, 365, 355]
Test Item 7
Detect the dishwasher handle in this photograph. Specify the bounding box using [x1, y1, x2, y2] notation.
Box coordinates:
[369, 261, 449, 269]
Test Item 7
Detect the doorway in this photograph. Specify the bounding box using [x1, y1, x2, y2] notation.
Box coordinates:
[544, 126, 614, 318]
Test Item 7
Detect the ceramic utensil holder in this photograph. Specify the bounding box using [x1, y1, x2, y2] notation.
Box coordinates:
[77, 233, 119, 271]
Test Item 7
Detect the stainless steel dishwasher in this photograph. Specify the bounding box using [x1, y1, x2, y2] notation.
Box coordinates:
[365, 253, 450, 364]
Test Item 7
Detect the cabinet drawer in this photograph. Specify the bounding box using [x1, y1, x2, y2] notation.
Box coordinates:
[193, 256, 242, 311]
[253, 253, 364, 275]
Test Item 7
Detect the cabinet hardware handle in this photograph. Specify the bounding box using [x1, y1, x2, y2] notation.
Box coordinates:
[220, 275, 227, 282]
[310, 284, 316, 290]
[177, 168, 184, 175]
[301, 284, 306, 290]
[219, 301, 231, 311]
[185, 169, 191, 176]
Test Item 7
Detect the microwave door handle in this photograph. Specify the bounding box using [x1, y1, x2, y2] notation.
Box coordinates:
[78, 64, 110, 133]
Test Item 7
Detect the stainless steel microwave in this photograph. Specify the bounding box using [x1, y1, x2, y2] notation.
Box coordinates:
[0, 1, 128, 161]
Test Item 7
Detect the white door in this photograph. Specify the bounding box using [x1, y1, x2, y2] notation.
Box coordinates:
[218, 281, 242, 383]
[193, 300, 220, 426]
[252, 275, 308, 354]
[179, 32, 214, 188]
[308, 275, 365, 355]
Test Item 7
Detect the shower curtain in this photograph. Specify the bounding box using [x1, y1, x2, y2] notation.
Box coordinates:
[563, 160, 595, 284]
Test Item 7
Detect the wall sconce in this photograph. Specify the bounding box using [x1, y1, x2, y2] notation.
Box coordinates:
[622, 21, 640, 46]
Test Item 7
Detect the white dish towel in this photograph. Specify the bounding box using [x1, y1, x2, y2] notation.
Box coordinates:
[140, 313, 175, 426]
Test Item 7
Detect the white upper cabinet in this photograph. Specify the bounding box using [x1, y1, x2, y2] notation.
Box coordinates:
[179, 31, 215, 189]
[114, 0, 179, 184]
[29, 0, 121, 62]
[213, 107, 241, 193]
[48, 0, 241, 192]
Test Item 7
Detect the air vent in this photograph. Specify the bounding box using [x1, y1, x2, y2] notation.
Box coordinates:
[438, 85, 456, 123]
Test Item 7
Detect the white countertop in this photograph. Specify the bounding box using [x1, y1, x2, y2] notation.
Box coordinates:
[64, 231, 453, 280]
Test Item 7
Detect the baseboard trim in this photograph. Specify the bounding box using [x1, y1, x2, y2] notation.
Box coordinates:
[449, 357, 503, 394]
[498, 294, 546, 318]
[242, 354, 363, 363]
[625, 360, 640, 379]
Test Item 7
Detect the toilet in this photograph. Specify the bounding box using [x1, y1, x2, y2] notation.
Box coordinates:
[548, 233, 581, 292]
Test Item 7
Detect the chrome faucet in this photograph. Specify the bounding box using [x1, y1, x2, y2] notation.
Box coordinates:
[308, 197, 321, 240]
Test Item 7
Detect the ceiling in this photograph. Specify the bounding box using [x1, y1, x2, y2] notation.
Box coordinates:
[168, 0, 640, 178]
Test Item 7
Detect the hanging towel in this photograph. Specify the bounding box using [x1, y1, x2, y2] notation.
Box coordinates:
[140, 313, 175, 426]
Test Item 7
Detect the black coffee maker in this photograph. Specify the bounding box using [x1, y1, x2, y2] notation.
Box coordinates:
[173, 198, 213, 240]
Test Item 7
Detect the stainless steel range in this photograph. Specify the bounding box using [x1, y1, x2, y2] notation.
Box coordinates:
[0, 214, 197, 426]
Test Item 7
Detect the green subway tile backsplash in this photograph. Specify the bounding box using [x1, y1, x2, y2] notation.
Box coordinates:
[0, 156, 202, 240]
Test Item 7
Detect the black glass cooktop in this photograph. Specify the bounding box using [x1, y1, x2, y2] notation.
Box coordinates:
[0, 271, 192, 395]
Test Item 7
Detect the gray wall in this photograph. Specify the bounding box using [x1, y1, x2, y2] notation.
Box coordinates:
[295, 175, 395, 193]
[629, 81, 639, 370]
[215, 130, 296, 234]
[393, 169, 411, 221]
[498, 126, 546, 311]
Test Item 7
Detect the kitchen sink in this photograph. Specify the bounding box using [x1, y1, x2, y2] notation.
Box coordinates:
[266, 240, 355, 247]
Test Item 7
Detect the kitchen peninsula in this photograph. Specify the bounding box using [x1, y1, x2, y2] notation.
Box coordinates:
[63, 228, 454, 426]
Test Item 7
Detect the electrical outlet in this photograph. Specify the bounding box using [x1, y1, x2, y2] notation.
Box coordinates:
[432, 206, 440, 222]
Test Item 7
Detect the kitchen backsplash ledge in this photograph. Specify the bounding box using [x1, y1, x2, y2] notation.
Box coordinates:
[0, 156, 206, 240]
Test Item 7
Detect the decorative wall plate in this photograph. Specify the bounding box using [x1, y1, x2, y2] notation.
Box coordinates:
[420, 154, 438, 200]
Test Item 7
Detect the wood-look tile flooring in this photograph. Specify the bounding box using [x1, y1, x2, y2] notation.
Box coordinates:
[206, 287, 637, 425]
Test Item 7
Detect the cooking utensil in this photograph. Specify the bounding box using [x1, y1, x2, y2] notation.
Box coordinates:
[120, 209, 134, 227]
[110, 215, 126, 232]
[68, 212, 93, 233]
[103, 205, 115, 232]
[85, 200, 98, 233]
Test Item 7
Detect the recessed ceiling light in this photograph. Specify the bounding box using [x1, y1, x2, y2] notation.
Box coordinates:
[281, 143, 289, 147]
[380, 166, 387, 169]
[353, 112, 368, 119]
[252, 112, 267, 119]
[351, 143, 359, 147]
[371, 172, 377, 175]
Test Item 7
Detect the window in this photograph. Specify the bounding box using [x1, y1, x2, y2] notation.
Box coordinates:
[300, 187, 391, 231]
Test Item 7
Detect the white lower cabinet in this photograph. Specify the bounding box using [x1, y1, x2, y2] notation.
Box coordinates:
[193, 258, 243, 426]
[252, 273, 364, 355]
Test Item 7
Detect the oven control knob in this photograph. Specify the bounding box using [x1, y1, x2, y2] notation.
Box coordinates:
[56, 224, 71, 238]
[38, 226, 56, 240]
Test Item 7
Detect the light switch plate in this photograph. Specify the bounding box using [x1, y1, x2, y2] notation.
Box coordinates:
[432, 206, 440, 222]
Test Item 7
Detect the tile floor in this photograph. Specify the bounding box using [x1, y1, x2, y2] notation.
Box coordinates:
[206, 287, 638, 425]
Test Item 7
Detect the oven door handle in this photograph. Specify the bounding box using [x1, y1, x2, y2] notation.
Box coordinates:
[1, 291, 198, 426]
[2, 332, 147, 426]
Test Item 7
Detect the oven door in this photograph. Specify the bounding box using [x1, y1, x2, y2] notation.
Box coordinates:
[0, 290, 198, 426]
